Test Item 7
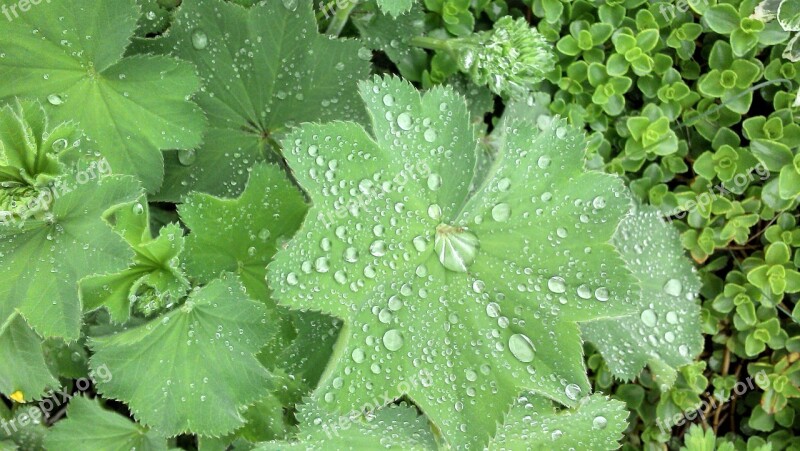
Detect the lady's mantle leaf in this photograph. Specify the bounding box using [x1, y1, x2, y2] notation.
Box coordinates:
[489, 393, 628, 450]
[80, 221, 191, 323]
[255, 402, 437, 450]
[0, 174, 143, 340]
[179, 163, 307, 304]
[0, 315, 59, 402]
[582, 206, 702, 387]
[43, 396, 167, 451]
[268, 76, 637, 447]
[89, 275, 275, 437]
[0, 0, 206, 192]
[136, 0, 370, 200]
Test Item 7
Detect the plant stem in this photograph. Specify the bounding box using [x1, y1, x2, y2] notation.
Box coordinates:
[409, 36, 453, 53]
[326, 0, 358, 37]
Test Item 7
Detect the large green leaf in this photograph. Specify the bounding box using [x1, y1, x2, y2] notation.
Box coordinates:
[0, 315, 58, 402]
[0, 0, 206, 192]
[135, 0, 370, 200]
[0, 173, 143, 340]
[255, 402, 437, 450]
[43, 396, 168, 451]
[489, 393, 628, 450]
[268, 76, 638, 447]
[582, 206, 702, 386]
[89, 275, 275, 437]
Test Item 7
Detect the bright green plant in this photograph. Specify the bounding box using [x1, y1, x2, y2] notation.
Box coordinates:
[1, 0, 799, 449]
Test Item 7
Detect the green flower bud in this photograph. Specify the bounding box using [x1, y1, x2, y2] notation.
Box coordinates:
[454, 17, 555, 99]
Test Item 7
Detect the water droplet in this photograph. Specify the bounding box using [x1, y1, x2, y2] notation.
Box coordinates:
[547, 276, 566, 294]
[486, 302, 500, 318]
[427, 173, 442, 191]
[592, 196, 606, 209]
[388, 295, 403, 311]
[132, 203, 145, 215]
[537, 155, 551, 168]
[497, 178, 511, 192]
[577, 284, 592, 299]
[51, 138, 68, 153]
[369, 240, 386, 257]
[397, 112, 413, 130]
[564, 383, 581, 400]
[666, 311, 678, 324]
[594, 287, 609, 302]
[382, 329, 404, 351]
[412, 236, 427, 252]
[357, 47, 372, 60]
[427, 204, 442, 220]
[663, 278, 682, 297]
[258, 228, 271, 241]
[178, 148, 196, 166]
[641, 309, 657, 327]
[423, 128, 437, 142]
[491, 203, 510, 222]
[191, 29, 208, 50]
[281, 0, 298, 10]
[382, 94, 394, 106]
[47, 94, 63, 105]
[352, 348, 366, 363]
[434, 225, 479, 273]
[593, 415, 608, 429]
[508, 334, 535, 362]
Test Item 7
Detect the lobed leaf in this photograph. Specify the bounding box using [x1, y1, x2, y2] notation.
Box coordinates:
[268, 75, 638, 447]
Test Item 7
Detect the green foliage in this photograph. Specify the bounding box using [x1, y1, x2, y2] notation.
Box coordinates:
[0, 0, 798, 449]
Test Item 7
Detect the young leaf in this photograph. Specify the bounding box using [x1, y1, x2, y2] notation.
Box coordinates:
[581, 206, 702, 387]
[0, 0, 206, 192]
[375, 0, 415, 17]
[489, 393, 628, 450]
[80, 221, 190, 323]
[135, 0, 370, 200]
[268, 76, 637, 447]
[0, 173, 143, 340]
[43, 396, 168, 451]
[89, 274, 275, 437]
[255, 402, 436, 450]
[0, 315, 58, 402]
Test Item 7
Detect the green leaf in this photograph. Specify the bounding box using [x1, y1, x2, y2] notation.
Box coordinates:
[376, 0, 415, 17]
[80, 220, 190, 322]
[352, 2, 429, 82]
[0, 173, 143, 340]
[180, 163, 306, 304]
[136, 0, 370, 200]
[268, 76, 637, 447]
[255, 402, 437, 450]
[43, 396, 168, 451]
[704, 4, 741, 34]
[0, 315, 58, 402]
[89, 274, 275, 437]
[778, 0, 800, 31]
[582, 206, 702, 385]
[489, 393, 628, 450]
[0, 0, 206, 192]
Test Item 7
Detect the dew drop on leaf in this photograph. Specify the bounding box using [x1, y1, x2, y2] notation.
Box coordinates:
[508, 333, 535, 363]
[382, 329, 404, 351]
[663, 278, 682, 297]
[190, 29, 208, 50]
[434, 225, 479, 273]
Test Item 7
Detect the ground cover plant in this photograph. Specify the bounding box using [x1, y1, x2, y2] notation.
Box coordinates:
[0, 0, 798, 449]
